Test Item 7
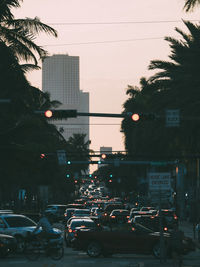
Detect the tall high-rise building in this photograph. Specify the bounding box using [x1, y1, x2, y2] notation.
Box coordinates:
[42, 54, 89, 142]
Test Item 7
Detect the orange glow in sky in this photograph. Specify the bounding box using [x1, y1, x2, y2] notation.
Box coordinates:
[13, 0, 200, 156]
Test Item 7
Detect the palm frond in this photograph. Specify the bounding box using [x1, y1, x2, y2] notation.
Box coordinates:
[7, 17, 58, 37]
[184, 0, 200, 12]
[1, 26, 49, 63]
[20, 64, 41, 73]
[0, 0, 21, 21]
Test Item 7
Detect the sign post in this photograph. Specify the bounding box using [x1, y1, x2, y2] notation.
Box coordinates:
[148, 172, 171, 263]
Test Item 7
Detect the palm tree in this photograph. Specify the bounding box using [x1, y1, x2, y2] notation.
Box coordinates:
[0, 0, 57, 67]
[148, 20, 200, 95]
[184, 0, 200, 11]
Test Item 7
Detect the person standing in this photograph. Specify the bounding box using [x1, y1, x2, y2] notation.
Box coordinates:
[196, 221, 200, 243]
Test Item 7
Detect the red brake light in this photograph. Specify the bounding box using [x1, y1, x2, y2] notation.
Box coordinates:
[164, 227, 168, 231]
[68, 229, 72, 233]
[174, 215, 178, 220]
[126, 216, 129, 218]
[111, 215, 115, 218]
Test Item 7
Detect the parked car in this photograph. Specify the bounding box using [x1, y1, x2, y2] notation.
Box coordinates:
[0, 233, 17, 257]
[0, 214, 37, 252]
[44, 204, 68, 222]
[109, 209, 130, 224]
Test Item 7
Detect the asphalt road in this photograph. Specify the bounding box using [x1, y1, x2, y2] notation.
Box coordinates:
[1, 222, 200, 267]
[1, 246, 200, 267]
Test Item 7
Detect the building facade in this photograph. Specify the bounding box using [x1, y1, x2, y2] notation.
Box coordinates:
[42, 54, 89, 142]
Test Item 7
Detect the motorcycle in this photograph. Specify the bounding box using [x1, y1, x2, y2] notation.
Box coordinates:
[24, 230, 64, 261]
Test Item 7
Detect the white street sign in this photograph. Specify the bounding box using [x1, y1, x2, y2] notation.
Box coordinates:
[166, 109, 180, 127]
[149, 172, 171, 190]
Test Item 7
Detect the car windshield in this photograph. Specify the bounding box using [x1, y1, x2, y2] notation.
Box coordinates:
[4, 216, 37, 227]
[70, 220, 95, 229]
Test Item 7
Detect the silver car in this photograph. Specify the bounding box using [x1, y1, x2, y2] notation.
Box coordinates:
[0, 214, 37, 252]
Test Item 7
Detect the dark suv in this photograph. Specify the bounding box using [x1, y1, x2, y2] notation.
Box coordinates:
[157, 209, 178, 227]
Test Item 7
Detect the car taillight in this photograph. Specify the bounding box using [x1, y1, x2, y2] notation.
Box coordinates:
[64, 214, 67, 217]
[174, 215, 178, 220]
[104, 213, 107, 216]
[164, 227, 168, 231]
[111, 215, 115, 218]
[132, 227, 136, 231]
[126, 216, 129, 218]
[68, 229, 72, 233]
[74, 232, 78, 237]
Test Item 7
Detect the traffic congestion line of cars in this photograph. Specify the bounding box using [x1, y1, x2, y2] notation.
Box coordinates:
[0, 181, 195, 260]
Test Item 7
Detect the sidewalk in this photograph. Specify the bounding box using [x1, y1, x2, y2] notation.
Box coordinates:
[179, 220, 194, 239]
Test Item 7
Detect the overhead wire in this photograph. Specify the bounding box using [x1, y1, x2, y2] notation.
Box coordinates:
[43, 37, 165, 47]
[47, 19, 200, 26]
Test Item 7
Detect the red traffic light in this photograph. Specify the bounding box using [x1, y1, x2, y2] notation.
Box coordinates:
[44, 110, 53, 118]
[40, 153, 46, 159]
[131, 113, 140, 121]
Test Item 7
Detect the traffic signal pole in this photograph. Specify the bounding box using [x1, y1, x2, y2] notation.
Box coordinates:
[77, 112, 126, 118]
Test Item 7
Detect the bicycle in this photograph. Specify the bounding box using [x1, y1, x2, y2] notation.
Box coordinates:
[24, 233, 64, 261]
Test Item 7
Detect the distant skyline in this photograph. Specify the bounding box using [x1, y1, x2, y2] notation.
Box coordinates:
[13, 0, 200, 153]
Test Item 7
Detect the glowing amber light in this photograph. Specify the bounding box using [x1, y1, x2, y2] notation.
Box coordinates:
[131, 113, 140, 121]
[44, 110, 53, 118]
[101, 153, 107, 159]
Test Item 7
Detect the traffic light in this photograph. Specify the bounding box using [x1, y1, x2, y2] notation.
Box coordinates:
[109, 174, 113, 178]
[35, 109, 77, 119]
[40, 153, 46, 159]
[131, 113, 140, 122]
[101, 153, 107, 159]
[66, 174, 70, 178]
[44, 110, 53, 118]
[130, 113, 156, 122]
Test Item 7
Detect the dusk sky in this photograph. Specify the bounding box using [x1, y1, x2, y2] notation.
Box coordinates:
[13, 0, 199, 154]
